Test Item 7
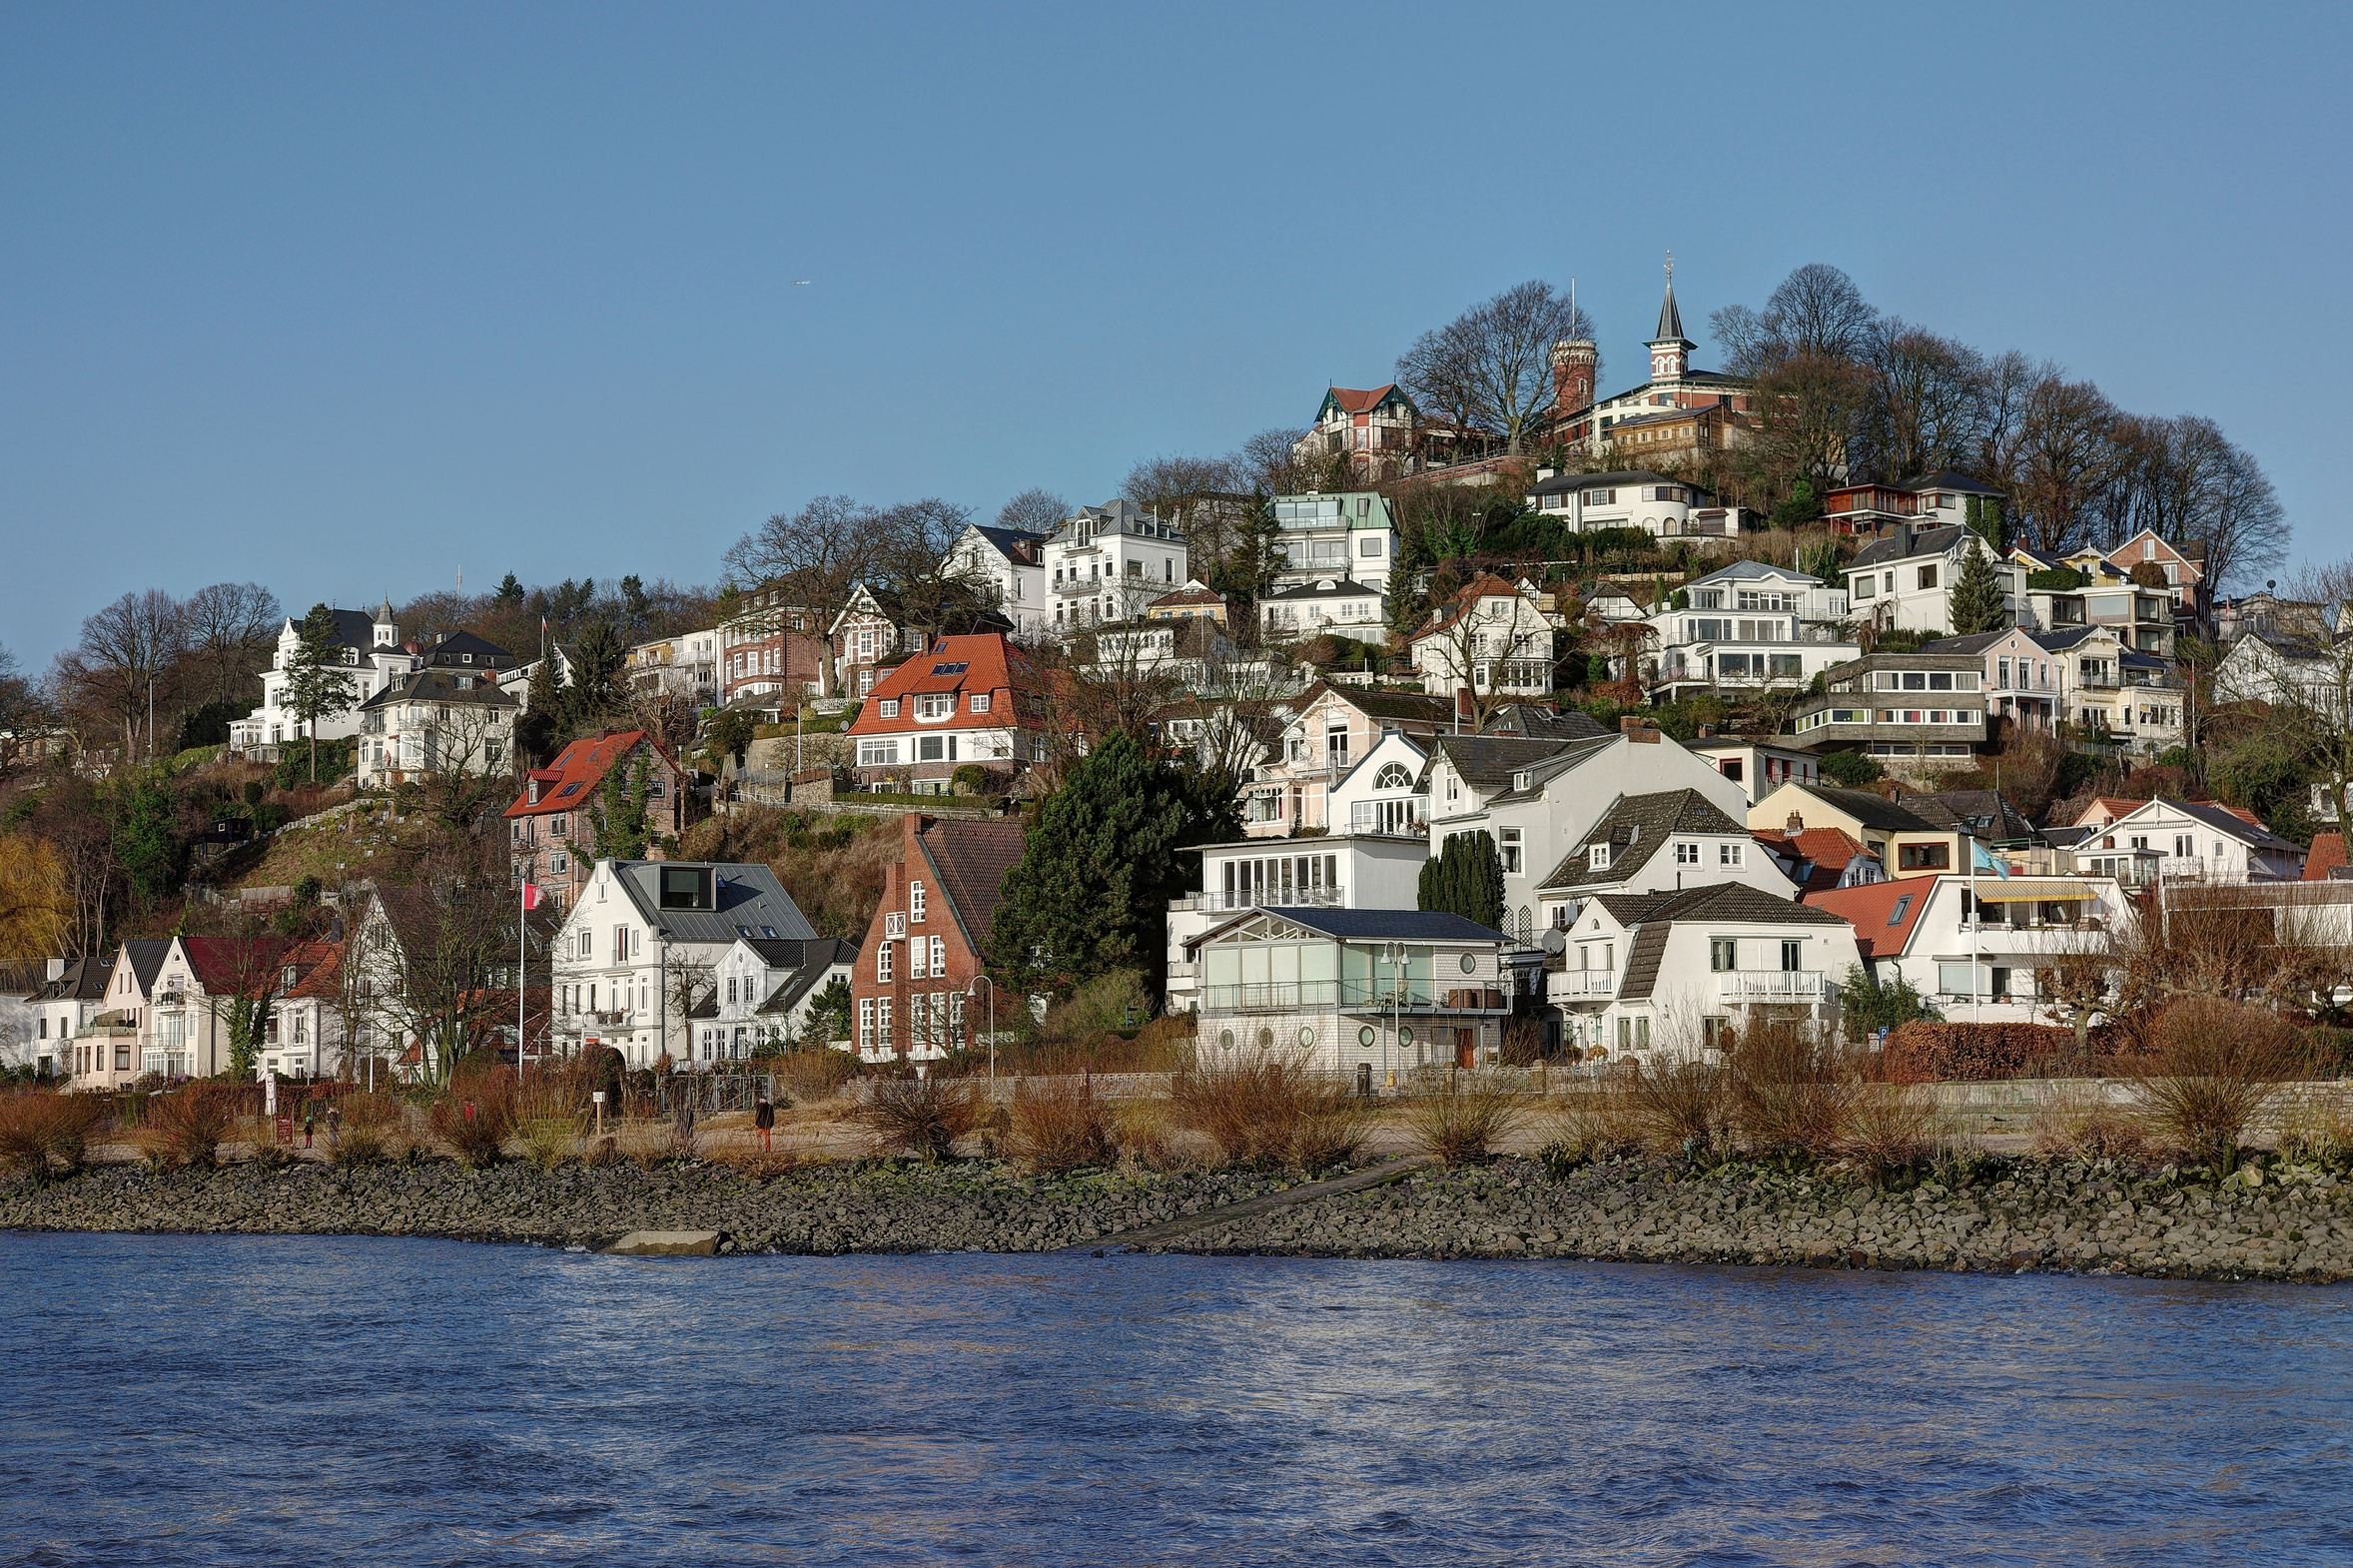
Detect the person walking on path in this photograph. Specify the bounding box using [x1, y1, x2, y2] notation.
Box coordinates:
[754, 1095, 775, 1153]
[302, 1103, 316, 1150]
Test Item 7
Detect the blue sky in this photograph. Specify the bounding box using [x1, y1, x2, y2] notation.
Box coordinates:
[3, 1, 2347, 666]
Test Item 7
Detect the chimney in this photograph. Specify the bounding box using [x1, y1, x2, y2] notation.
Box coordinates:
[1785, 812, 1804, 835]
[1697, 724, 1714, 739]
[1535, 467, 1557, 483]
[1621, 716, 1659, 743]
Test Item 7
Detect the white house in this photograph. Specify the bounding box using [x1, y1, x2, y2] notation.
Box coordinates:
[2217, 629, 2352, 718]
[1683, 737, 1823, 804]
[1411, 574, 1567, 703]
[1808, 873, 2131, 1026]
[1326, 730, 1431, 842]
[354, 669, 519, 788]
[1534, 788, 1795, 936]
[946, 522, 1052, 635]
[1641, 561, 1857, 702]
[1548, 885, 1861, 1067]
[22, 954, 117, 1082]
[2073, 798, 2304, 885]
[1268, 491, 1401, 593]
[1045, 500, 1189, 634]
[1165, 834, 1431, 1014]
[1845, 525, 1994, 636]
[548, 859, 819, 1067]
[230, 599, 423, 754]
[1184, 908, 1518, 1086]
[1242, 683, 1459, 838]
[1522, 469, 1729, 539]
[627, 629, 722, 706]
[705, 936, 857, 1059]
[1260, 578, 1391, 646]
[1422, 722, 1752, 947]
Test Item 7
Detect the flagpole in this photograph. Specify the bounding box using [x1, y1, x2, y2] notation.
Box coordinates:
[519, 879, 527, 1073]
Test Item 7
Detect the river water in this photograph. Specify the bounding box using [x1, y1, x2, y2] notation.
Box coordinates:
[2, 1233, 2349, 1566]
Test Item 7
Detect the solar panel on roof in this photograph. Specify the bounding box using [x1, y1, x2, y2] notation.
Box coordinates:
[557, 782, 582, 797]
[931, 662, 969, 675]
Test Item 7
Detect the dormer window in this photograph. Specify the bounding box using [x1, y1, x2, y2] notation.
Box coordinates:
[1589, 844, 1612, 871]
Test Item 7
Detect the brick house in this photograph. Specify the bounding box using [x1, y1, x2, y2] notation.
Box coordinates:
[845, 632, 1043, 794]
[504, 729, 690, 914]
[851, 813, 1026, 1064]
[718, 579, 833, 705]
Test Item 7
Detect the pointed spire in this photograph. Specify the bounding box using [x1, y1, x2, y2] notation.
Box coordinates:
[1653, 251, 1688, 344]
[378, 594, 394, 623]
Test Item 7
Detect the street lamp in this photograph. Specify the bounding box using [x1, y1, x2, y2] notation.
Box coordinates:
[1382, 941, 1404, 1093]
[966, 974, 997, 1080]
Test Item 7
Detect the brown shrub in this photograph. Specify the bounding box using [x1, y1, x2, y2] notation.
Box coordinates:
[1842, 1085, 1946, 1183]
[512, 1076, 587, 1170]
[1726, 1023, 1858, 1165]
[1006, 1079, 1116, 1175]
[2132, 998, 2305, 1174]
[858, 1076, 982, 1163]
[1403, 1074, 1528, 1167]
[2030, 1086, 2146, 1162]
[330, 1093, 404, 1167]
[1172, 1054, 1372, 1173]
[139, 1086, 238, 1171]
[1882, 1022, 2126, 1083]
[1111, 1098, 1186, 1172]
[1539, 1089, 1644, 1170]
[1625, 1060, 1726, 1157]
[427, 1070, 517, 1168]
[775, 1049, 860, 1103]
[0, 1093, 106, 1180]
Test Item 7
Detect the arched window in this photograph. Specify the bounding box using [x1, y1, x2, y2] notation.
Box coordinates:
[1374, 763, 1412, 790]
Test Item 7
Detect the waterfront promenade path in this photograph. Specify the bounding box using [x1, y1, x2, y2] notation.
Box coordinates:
[1094, 1157, 1430, 1252]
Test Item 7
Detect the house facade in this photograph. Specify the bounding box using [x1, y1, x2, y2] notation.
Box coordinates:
[1268, 491, 1400, 594]
[850, 814, 1025, 1065]
[230, 600, 423, 754]
[1411, 575, 1567, 703]
[1547, 275, 1755, 453]
[1807, 873, 2130, 1026]
[1044, 500, 1189, 634]
[1242, 684, 1458, 837]
[24, 954, 116, 1081]
[1522, 469, 1727, 539]
[355, 669, 518, 788]
[1784, 649, 1989, 776]
[1164, 833, 1431, 1013]
[629, 628, 722, 707]
[2072, 798, 2304, 884]
[845, 632, 1042, 794]
[1534, 788, 1796, 936]
[1641, 561, 1857, 702]
[945, 523, 1052, 636]
[1186, 908, 1517, 1085]
[706, 936, 857, 1059]
[504, 730, 690, 915]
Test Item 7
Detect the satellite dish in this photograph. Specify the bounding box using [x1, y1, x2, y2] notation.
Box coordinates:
[1539, 929, 1568, 956]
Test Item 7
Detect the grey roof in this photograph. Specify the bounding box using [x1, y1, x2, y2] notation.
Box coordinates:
[1264, 577, 1383, 601]
[1426, 734, 1594, 793]
[754, 938, 857, 1017]
[122, 939, 171, 996]
[2040, 825, 2095, 849]
[1592, 883, 1843, 1003]
[1484, 734, 1623, 804]
[610, 861, 818, 945]
[31, 954, 114, 1004]
[308, 609, 381, 651]
[1849, 524, 1972, 569]
[1312, 683, 1457, 726]
[1688, 558, 1826, 587]
[1905, 790, 2036, 844]
[1918, 630, 2019, 656]
[1482, 704, 1609, 743]
[1783, 784, 1938, 834]
[1904, 469, 2004, 495]
[422, 630, 514, 666]
[358, 668, 520, 712]
[1654, 279, 1687, 343]
[1253, 908, 1508, 943]
[1537, 789, 1750, 892]
[2153, 800, 2302, 856]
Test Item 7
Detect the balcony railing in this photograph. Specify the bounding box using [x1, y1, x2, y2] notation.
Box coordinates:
[1200, 980, 1508, 1015]
[1170, 886, 1345, 914]
[1717, 971, 1829, 1002]
[1554, 971, 1618, 998]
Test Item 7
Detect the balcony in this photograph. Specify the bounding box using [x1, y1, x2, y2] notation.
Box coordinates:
[1200, 980, 1508, 1016]
[1170, 886, 1346, 914]
[1554, 971, 1618, 998]
[1717, 971, 1829, 1002]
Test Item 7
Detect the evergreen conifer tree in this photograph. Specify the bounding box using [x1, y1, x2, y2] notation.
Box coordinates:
[515, 649, 563, 764]
[986, 730, 1218, 998]
[1948, 541, 2007, 636]
[1964, 494, 2009, 554]
[284, 602, 360, 783]
[1417, 830, 1505, 931]
[493, 573, 525, 607]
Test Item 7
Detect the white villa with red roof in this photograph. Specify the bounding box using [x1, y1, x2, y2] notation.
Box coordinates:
[845, 632, 1042, 794]
[504, 730, 689, 914]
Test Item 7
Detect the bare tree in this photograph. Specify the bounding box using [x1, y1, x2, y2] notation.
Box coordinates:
[68, 589, 187, 761]
[1743, 354, 1877, 498]
[1853, 325, 1986, 483]
[2010, 372, 2122, 553]
[181, 582, 285, 713]
[1711, 263, 1882, 375]
[1234, 428, 1316, 497]
[722, 494, 882, 632]
[1397, 281, 1593, 454]
[995, 488, 1070, 534]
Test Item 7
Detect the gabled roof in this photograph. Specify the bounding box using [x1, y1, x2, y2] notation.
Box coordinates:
[359, 667, 520, 713]
[1481, 704, 1609, 743]
[914, 817, 1028, 954]
[1300, 681, 1456, 727]
[1412, 573, 1548, 643]
[755, 938, 859, 1017]
[1805, 878, 1934, 960]
[1848, 524, 1973, 569]
[1321, 385, 1407, 416]
[1150, 584, 1227, 609]
[608, 861, 819, 946]
[2305, 833, 2347, 883]
[1601, 883, 1838, 1001]
[32, 954, 115, 1004]
[1752, 827, 1875, 896]
[1918, 629, 2033, 657]
[848, 633, 1038, 737]
[969, 524, 1050, 564]
[1538, 789, 1750, 892]
[1688, 559, 1824, 587]
[1775, 783, 1938, 835]
[181, 937, 293, 995]
[422, 630, 514, 665]
[1425, 734, 1589, 793]
[122, 939, 171, 996]
[504, 730, 671, 819]
[1904, 790, 2036, 844]
[282, 941, 346, 1000]
[297, 609, 384, 652]
[2111, 798, 2301, 856]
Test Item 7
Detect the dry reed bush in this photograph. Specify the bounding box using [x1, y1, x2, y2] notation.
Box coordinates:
[138, 1087, 237, 1171]
[707, 1141, 801, 1177]
[0, 1093, 106, 1181]
[775, 1049, 859, 1103]
[512, 1077, 587, 1171]
[2030, 1086, 2147, 1162]
[1403, 1074, 1529, 1167]
[1111, 1098, 1187, 1172]
[1171, 1053, 1373, 1173]
[857, 1075, 982, 1163]
[2275, 1091, 2353, 1169]
[1725, 1023, 1860, 1166]
[610, 1116, 698, 1169]
[427, 1070, 517, 1168]
[1624, 1060, 1727, 1158]
[1540, 1090, 1645, 1171]
[1006, 1078, 1116, 1175]
[1841, 1085, 1947, 1184]
[330, 1093, 404, 1167]
[2132, 998, 2306, 1175]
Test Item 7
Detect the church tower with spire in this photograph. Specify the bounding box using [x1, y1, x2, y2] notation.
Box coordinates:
[1647, 254, 1695, 383]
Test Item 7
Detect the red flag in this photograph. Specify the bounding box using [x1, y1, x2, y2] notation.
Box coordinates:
[521, 883, 545, 910]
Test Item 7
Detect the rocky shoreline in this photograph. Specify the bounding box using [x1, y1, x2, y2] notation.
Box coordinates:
[5, 1156, 2350, 1282]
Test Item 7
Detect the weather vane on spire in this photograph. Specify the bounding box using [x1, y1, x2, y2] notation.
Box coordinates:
[1665, 249, 1675, 286]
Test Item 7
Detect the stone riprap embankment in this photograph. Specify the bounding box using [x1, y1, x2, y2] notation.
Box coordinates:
[5, 1156, 2350, 1282]
[1158, 1159, 2353, 1282]
[0, 1162, 1290, 1254]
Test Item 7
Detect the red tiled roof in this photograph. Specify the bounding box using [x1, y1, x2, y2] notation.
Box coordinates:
[505, 730, 669, 819]
[1804, 878, 1932, 960]
[2215, 803, 2262, 825]
[282, 941, 345, 1000]
[916, 818, 1028, 951]
[181, 937, 293, 995]
[2306, 833, 2346, 882]
[1411, 574, 1532, 644]
[1327, 385, 1398, 413]
[1753, 828, 1873, 896]
[847, 634, 1036, 738]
